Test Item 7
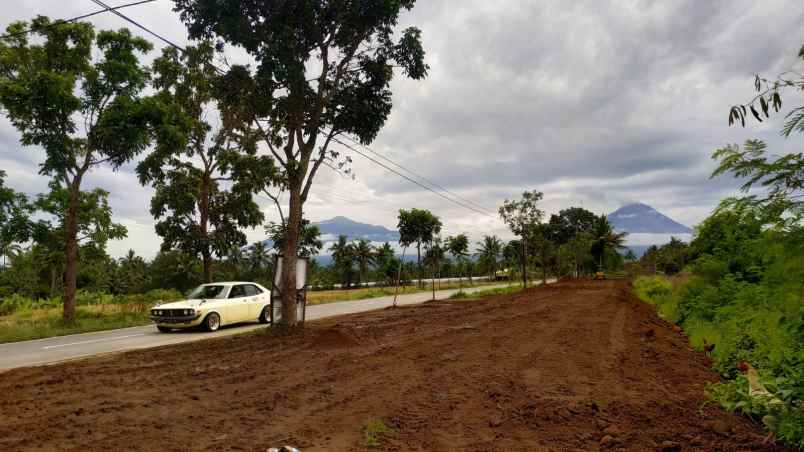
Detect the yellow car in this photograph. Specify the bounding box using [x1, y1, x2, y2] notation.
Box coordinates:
[150, 282, 272, 333]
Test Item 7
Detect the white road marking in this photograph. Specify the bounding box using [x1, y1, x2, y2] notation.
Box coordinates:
[42, 333, 148, 350]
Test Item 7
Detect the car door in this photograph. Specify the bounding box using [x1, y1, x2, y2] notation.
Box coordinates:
[227, 284, 251, 323]
[245, 284, 266, 318]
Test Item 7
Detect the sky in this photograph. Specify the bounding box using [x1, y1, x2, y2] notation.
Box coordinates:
[2, 0, 804, 258]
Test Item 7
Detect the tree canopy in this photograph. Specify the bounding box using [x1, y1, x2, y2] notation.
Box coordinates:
[0, 17, 171, 321]
[172, 0, 429, 326]
[137, 42, 276, 282]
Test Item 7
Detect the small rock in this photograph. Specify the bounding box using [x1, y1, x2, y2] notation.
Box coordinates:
[689, 436, 704, 446]
[596, 418, 610, 430]
[489, 414, 504, 427]
[707, 419, 732, 436]
[600, 435, 616, 447]
[659, 440, 681, 452]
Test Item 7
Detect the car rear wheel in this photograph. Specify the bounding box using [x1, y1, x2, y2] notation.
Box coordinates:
[258, 305, 270, 324]
[157, 326, 172, 333]
[203, 312, 220, 332]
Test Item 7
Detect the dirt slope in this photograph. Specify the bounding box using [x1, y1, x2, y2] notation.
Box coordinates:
[0, 280, 789, 451]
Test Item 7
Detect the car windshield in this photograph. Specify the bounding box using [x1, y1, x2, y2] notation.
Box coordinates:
[187, 285, 229, 300]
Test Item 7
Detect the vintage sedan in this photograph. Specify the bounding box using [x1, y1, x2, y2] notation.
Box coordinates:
[150, 282, 271, 332]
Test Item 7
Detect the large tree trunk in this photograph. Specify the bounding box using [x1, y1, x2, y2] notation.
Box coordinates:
[63, 182, 81, 324]
[280, 183, 302, 326]
[200, 176, 212, 283]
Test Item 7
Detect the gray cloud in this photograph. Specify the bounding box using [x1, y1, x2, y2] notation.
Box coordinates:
[2, 0, 804, 257]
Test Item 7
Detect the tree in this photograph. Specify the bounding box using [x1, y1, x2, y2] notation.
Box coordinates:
[567, 231, 593, 277]
[116, 249, 149, 295]
[499, 190, 544, 288]
[548, 207, 597, 245]
[590, 214, 627, 270]
[530, 223, 555, 284]
[173, 0, 429, 326]
[397, 208, 442, 287]
[0, 19, 165, 322]
[476, 235, 502, 280]
[267, 219, 323, 258]
[446, 234, 470, 287]
[718, 42, 804, 224]
[138, 42, 274, 283]
[424, 236, 446, 297]
[34, 182, 127, 298]
[148, 250, 202, 293]
[374, 242, 397, 286]
[329, 235, 355, 288]
[352, 239, 375, 285]
[0, 170, 32, 269]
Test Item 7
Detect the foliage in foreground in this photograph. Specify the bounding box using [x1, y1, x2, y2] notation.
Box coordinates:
[634, 211, 804, 446]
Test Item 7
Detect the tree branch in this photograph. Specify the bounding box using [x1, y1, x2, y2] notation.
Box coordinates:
[302, 128, 338, 203]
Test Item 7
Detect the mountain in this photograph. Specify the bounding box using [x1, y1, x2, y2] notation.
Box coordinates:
[314, 216, 400, 242]
[608, 203, 692, 234]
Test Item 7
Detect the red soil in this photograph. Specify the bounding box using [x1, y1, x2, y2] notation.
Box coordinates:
[0, 280, 789, 451]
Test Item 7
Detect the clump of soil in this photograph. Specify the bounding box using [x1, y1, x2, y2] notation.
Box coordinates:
[0, 280, 790, 451]
[310, 325, 361, 349]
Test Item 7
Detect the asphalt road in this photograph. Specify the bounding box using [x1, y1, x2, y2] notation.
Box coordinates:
[0, 282, 545, 371]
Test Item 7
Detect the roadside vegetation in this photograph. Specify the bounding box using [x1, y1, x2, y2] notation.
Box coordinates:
[449, 283, 525, 300]
[634, 43, 804, 448]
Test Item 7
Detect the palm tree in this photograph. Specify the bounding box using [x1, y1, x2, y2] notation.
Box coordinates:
[424, 237, 446, 296]
[476, 235, 502, 281]
[329, 235, 355, 288]
[447, 234, 470, 288]
[373, 242, 396, 286]
[591, 215, 627, 270]
[352, 239, 375, 286]
[248, 241, 272, 278]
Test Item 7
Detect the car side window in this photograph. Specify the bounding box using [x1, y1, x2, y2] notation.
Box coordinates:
[229, 285, 246, 299]
[245, 285, 263, 296]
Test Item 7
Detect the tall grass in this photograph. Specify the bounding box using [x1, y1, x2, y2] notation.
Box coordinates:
[0, 289, 184, 343]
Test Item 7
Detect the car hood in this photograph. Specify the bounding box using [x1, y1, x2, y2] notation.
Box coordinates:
[152, 299, 213, 310]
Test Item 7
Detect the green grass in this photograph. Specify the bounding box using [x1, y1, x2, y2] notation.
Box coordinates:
[0, 304, 152, 343]
[307, 279, 502, 305]
[449, 283, 524, 300]
[361, 419, 397, 448]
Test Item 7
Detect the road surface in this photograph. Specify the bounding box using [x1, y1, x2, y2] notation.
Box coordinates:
[0, 282, 537, 371]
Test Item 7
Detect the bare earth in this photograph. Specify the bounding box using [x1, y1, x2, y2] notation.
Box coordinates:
[0, 280, 789, 451]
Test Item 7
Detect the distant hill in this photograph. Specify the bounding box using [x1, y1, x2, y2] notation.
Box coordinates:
[314, 216, 399, 242]
[608, 203, 692, 234]
[260, 216, 400, 263]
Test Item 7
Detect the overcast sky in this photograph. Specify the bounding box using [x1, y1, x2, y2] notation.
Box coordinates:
[2, 0, 804, 258]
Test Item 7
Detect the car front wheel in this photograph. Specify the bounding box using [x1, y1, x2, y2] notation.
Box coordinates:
[157, 326, 172, 333]
[203, 313, 220, 332]
[258, 305, 270, 324]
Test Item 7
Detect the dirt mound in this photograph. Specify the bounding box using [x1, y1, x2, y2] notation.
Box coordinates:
[310, 325, 361, 349]
[0, 280, 790, 451]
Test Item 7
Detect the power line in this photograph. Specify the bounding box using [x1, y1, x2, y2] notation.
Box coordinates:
[88, 0, 186, 53]
[331, 136, 496, 219]
[76, 2, 497, 221]
[336, 133, 497, 216]
[0, 0, 157, 39]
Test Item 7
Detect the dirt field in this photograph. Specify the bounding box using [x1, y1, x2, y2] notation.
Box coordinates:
[0, 280, 789, 451]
